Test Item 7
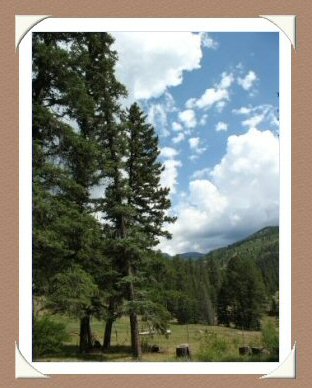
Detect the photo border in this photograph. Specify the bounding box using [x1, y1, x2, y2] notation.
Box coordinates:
[19, 17, 288, 376]
[0, 1, 310, 387]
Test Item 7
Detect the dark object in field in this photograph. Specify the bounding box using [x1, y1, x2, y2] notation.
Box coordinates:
[94, 340, 102, 349]
[176, 344, 191, 358]
[251, 347, 263, 355]
[239, 346, 251, 355]
[151, 344, 160, 353]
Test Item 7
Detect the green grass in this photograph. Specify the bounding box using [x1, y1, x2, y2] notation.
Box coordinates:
[35, 315, 278, 362]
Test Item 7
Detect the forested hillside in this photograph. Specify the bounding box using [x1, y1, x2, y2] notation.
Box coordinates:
[149, 226, 279, 327]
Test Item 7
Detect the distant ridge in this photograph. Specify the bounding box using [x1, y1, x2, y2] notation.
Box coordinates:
[163, 226, 279, 260]
[178, 252, 206, 260]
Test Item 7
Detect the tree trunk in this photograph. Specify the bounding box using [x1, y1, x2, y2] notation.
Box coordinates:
[79, 315, 92, 353]
[128, 264, 142, 359]
[103, 316, 114, 351]
[129, 311, 141, 359]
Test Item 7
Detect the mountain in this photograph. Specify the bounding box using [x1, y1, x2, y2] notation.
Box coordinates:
[179, 252, 206, 260]
[203, 226, 279, 294]
[166, 226, 279, 261]
[203, 226, 278, 265]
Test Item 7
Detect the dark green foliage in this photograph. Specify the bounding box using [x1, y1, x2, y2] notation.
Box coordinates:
[32, 32, 126, 352]
[217, 256, 266, 330]
[48, 265, 100, 318]
[125, 103, 176, 243]
[143, 254, 216, 325]
[33, 316, 69, 358]
[99, 103, 176, 357]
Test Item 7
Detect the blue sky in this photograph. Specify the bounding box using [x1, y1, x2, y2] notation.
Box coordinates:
[112, 32, 280, 255]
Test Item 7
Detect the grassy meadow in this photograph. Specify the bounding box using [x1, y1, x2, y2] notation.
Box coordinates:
[35, 314, 278, 362]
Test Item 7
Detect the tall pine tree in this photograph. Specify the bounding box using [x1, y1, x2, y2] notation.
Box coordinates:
[32, 32, 127, 351]
[100, 103, 176, 358]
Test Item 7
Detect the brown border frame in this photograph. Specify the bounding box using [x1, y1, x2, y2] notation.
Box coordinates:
[1, 1, 311, 387]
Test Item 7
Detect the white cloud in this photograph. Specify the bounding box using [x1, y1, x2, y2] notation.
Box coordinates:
[233, 104, 279, 131]
[191, 88, 229, 110]
[217, 72, 235, 89]
[185, 98, 197, 109]
[160, 146, 179, 159]
[178, 109, 197, 128]
[242, 114, 264, 128]
[232, 106, 252, 115]
[199, 32, 219, 49]
[158, 128, 279, 255]
[147, 103, 169, 136]
[199, 114, 208, 126]
[160, 159, 182, 194]
[191, 167, 211, 179]
[112, 32, 203, 102]
[185, 71, 233, 111]
[172, 132, 185, 144]
[215, 121, 228, 132]
[172, 121, 183, 132]
[237, 70, 258, 91]
[188, 137, 207, 157]
[146, 92, 177, 137]
[189, 137, 200, 149]
[216, 101, 226, 113]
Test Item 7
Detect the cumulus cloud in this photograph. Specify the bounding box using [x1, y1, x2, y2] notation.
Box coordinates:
[199, 113, 208, 126]
[160, 159, 182, 194]
[189, 137, 200, 149]
[160, 146, 179, 159]
[147, 103, 169, 137]
[172, 132, 185, 144]
[172, 121, 183, 132]
[196, 88, 229, 110]
[191, 167, 211, 179]
[237, 70, 258, 91]
[242, 114, 264, 128]
[112, 32, 203, 102]
[158, 128, 279, 255]
[200, 32, 219, 49]
[145, 92, 177, 137]
[232, 104, 279, 131]
[178, 109, 197, 128]
[188, 137, 207, 156]
[185, 72, 233, 111]
[217, 72, 235, 89]
[215, 121, 228, 132]
[232, 106, 252, 115]
[187, 137, 207, 161]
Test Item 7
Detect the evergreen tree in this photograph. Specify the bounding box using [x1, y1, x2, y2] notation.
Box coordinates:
[217, 256, 266, 330]
[100, 103, 175, 358]
[32, 32, 126, 351]
[125, 103, 175, 357]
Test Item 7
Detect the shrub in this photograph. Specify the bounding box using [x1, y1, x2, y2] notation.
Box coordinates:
[33, 316, 69, 358]
[197, 332, 229, 361]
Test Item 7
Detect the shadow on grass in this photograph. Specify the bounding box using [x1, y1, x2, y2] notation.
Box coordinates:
[34, 344, 134, 362]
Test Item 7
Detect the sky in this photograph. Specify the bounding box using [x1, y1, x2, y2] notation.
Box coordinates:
[111, 32, 280, 255]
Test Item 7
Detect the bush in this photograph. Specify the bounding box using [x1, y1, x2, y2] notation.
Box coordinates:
[197, 332, 229, 361]
[261, 320, 279, 356]
[33, 316, 69, 358]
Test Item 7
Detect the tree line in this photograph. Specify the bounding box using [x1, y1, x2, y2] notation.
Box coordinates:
[32, 32, 279, 360]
